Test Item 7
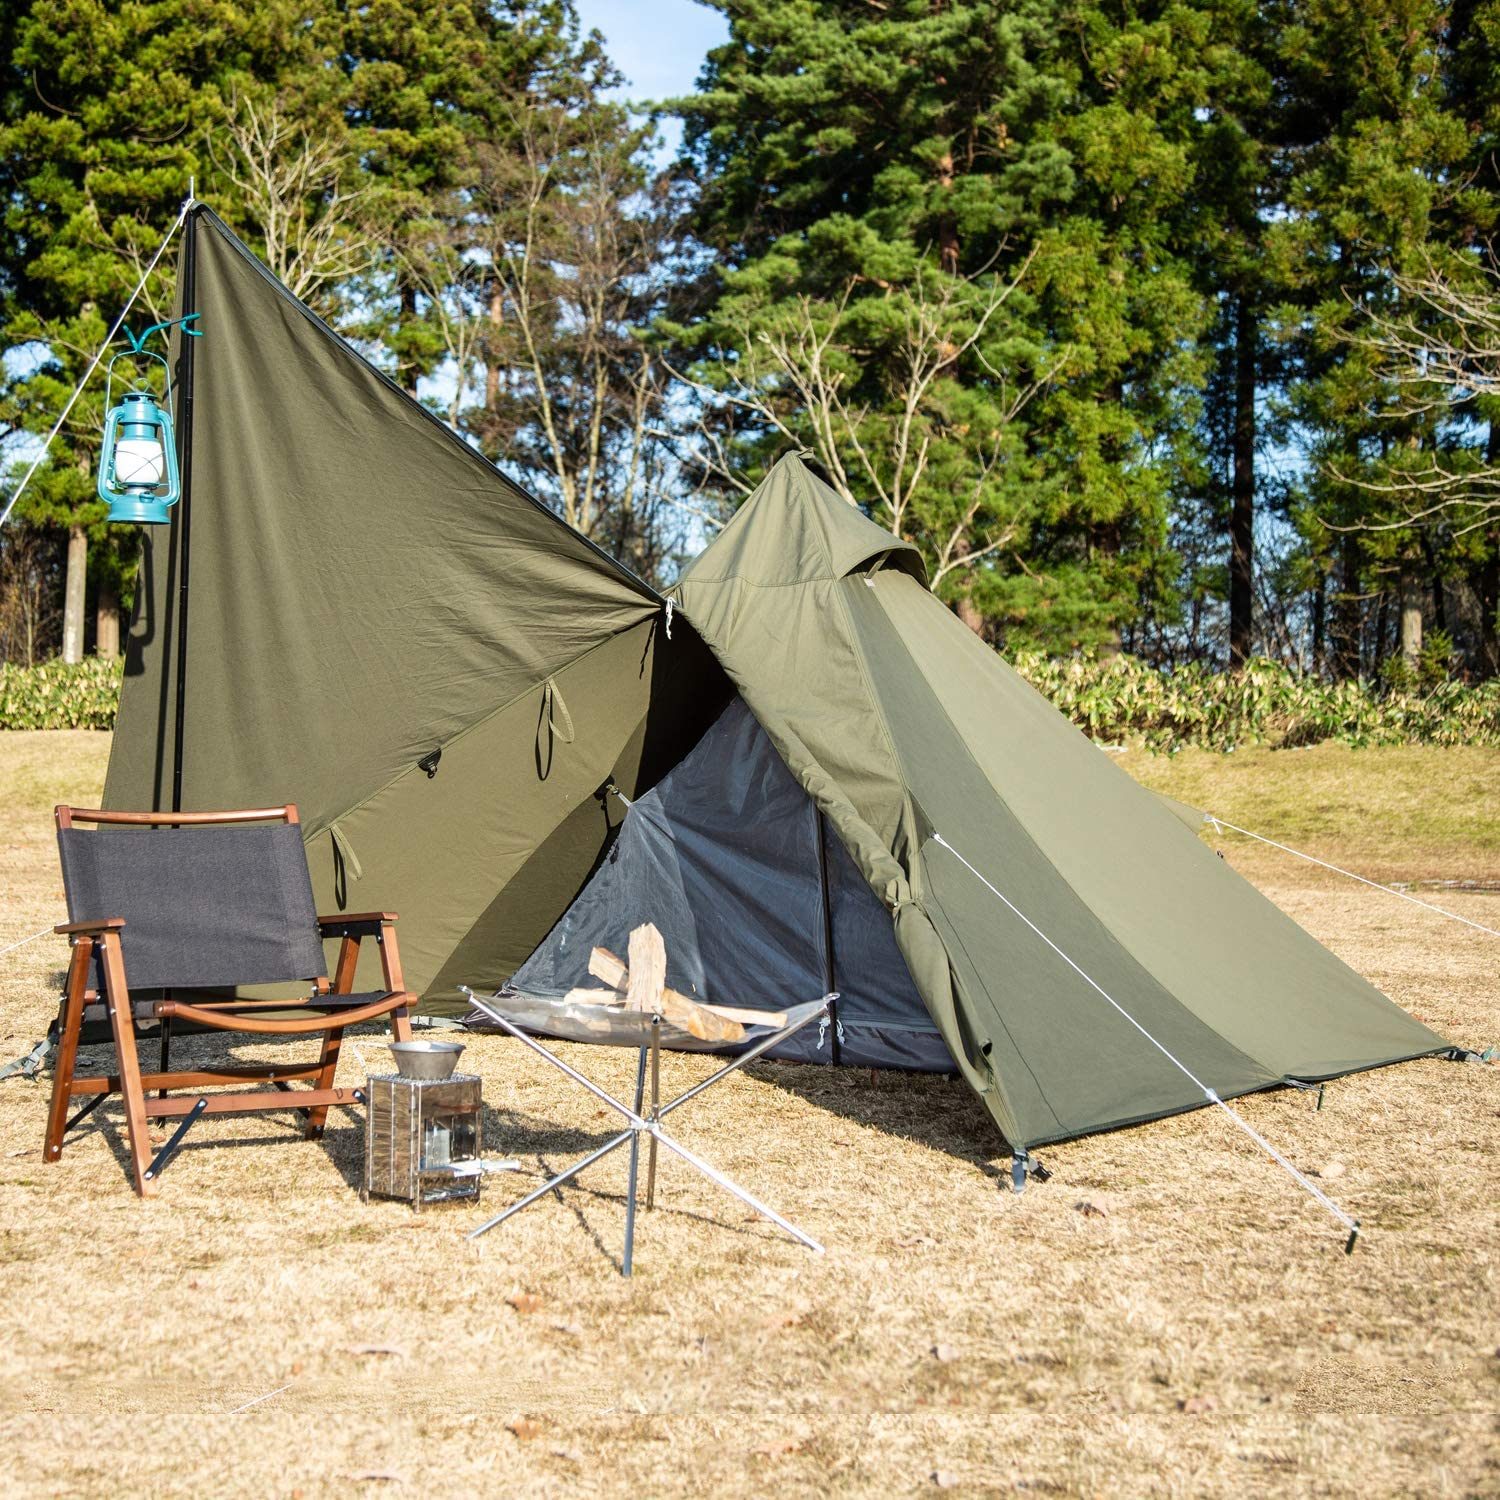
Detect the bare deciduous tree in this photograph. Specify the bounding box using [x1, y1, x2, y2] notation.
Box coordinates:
[206, 89, 378, 309]
[1334, 251, 1500, 533]
[668, 253, 1061, 595]
[464, 98, 687, 578]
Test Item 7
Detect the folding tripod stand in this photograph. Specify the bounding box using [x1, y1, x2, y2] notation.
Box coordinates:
[460, 988, 832, 1275]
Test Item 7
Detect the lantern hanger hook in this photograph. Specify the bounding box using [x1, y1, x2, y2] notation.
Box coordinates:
[121, 313, 202, 356]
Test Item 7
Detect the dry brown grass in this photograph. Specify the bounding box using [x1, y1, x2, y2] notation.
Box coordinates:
[0, 731, 1496, 1498]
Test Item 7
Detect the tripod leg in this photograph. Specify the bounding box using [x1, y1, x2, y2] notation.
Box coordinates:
[622, 1045, 647, 1277]
[646, 1018, 660, 1211]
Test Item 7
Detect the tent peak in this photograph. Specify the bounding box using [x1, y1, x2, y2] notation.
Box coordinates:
[678, 452, 927, 591]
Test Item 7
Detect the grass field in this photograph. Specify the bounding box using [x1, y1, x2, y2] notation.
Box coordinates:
[0, 731, 1495, 1498]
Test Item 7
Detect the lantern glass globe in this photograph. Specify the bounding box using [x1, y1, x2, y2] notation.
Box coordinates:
[114, 438, 166, 487]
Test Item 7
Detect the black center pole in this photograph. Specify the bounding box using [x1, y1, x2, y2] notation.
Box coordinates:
[814, 810, 841, 1065]
[169, 206, 199, 814]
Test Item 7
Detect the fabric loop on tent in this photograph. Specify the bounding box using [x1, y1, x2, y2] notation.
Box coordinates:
[328, 821, 363, 882]
[927, 830, 1362, 1248]
[542, 678, 576, 744]
[1205, 815, 1500, 939]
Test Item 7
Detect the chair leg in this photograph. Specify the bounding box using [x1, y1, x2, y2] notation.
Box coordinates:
[304, 1028, 342, 1139]
[43, 940, 91, 1163]
[97, 934, 156, 1197]
[157, 1011, 174, 1101]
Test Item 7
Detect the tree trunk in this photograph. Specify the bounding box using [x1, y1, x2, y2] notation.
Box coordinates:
[936, 151, 959, 275]
[62, 526, 87, 665]
[1399, 561, 1422, 674]
[401, 284, 419, 397]
[485, 282, 503, 410]
[95, 580, 120, 660]
[956, 594, 985, 636]
[1482, 419, 1500, 677]
[1310, 574, 1326, 676]
[1480, 537, 1499, 678]
[1228, 296, 1256, 668]
[1333, 534, 1361, 679]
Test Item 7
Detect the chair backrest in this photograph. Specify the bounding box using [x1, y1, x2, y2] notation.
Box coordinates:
[56, 806, 327, 991]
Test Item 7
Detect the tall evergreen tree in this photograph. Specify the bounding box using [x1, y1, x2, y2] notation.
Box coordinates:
[672, 0, 1230, 651]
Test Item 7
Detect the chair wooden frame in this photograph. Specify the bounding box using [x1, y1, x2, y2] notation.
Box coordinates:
[44, 804, 414, 1197]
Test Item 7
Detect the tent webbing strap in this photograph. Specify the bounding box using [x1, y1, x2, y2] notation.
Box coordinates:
[328, 821, 363, 881]
[928, 832, 1361, 1254]
[1205, 816, 1500, 939]
[0, 1034, 52, 1083]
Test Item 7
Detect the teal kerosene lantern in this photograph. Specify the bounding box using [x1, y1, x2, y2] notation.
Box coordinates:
[96, 316, 199, 524]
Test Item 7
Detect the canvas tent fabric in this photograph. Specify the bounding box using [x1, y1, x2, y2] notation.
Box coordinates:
[106, 205, 724, 1001]
[105, 207, 1450, 1152]
[504, 694, 950, 1071]
[663, 455, 1451, 1149]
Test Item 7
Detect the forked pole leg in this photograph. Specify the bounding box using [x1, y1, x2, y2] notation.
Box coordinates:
[467, 1127, 635, 1240]
[649, 1125, 824, 1254]
[622, 1044, 648, 1277]
[645, 1018, 661, 1211]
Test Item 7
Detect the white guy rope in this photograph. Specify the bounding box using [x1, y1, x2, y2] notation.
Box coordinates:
[0, 196, 193, 532]
[1205, 815, 1499, 939]
[226, 1381, 293, 1414]
[928, 831, 1361, 1247]
[0, 926, 53, 959]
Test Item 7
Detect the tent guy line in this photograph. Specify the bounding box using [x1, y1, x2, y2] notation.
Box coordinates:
[0, 196, 193, 533]
[1205, 816, 1500, 939]
[0, 926, 54, 959]
[927, 831, 1362, 1251]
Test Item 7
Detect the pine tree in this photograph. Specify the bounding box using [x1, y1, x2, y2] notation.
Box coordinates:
[1274, 0, 1487, 678]
[672, 0, 1225, 651]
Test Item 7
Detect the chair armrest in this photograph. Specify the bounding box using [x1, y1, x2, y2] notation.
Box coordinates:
[317, 911, 397, 931]
[319, 912, 408, 993]
[54, 918, 126, 936]
[156, 991, 415, 1035]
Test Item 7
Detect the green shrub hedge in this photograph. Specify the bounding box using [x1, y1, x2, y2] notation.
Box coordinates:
[0, 658, 124, 730]
[1010, 652, 1500, 753]
[0, 652, 1497, 750]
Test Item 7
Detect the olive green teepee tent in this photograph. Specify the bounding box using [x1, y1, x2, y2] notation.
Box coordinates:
[107, 206, 1450, 1153]
[500, 454, 1452, 1149]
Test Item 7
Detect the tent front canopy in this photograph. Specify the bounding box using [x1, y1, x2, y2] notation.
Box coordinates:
[501, 692, 950, 1072]
[106, 204, 728, 1000]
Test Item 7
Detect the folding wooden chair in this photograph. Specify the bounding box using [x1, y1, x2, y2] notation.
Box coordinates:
[44, 804, 415, 1196]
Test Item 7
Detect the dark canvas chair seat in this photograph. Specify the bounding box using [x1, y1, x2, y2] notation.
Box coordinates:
[44, 805, 414, 1196]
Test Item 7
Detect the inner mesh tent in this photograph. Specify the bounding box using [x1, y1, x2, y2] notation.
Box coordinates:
[482, 696, 951, 1070]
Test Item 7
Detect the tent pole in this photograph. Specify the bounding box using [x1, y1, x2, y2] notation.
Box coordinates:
[814, 812, 841, 1065]
[170, 207, 199, 814]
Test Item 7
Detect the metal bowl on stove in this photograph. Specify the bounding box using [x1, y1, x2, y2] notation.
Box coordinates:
[388, 1039, 465, 1080]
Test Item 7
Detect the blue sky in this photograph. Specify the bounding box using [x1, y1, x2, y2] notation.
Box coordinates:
[572, 0, 729, 152]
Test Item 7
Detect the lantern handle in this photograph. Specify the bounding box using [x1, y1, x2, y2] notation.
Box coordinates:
[121, 313, 202, 355]
[103, 348, 173, 414]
